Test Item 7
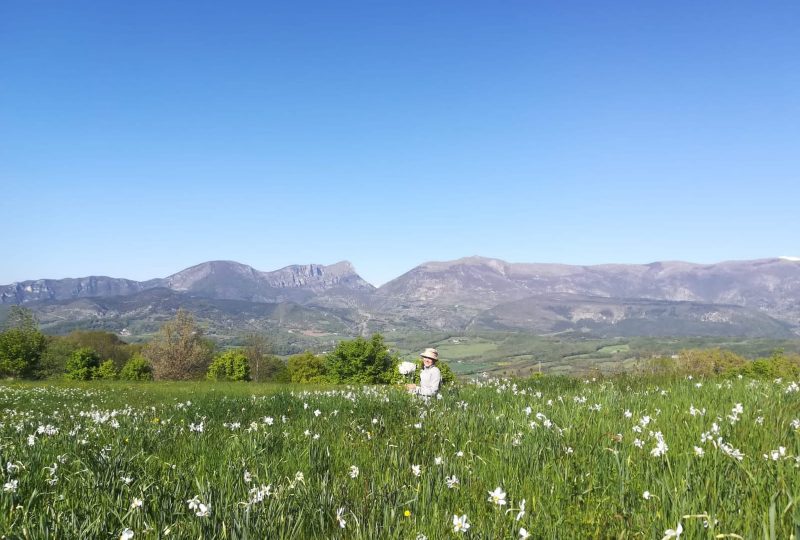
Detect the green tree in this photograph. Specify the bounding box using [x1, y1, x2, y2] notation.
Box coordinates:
[207, 349, 251, 381]
[735, 349, 800, 379]
[260, 354, 290, 382]
[119, 354, 154, 381]
[325, 334, 398, 384]
[95, 359, 118, 380]
[242, 332, 272, 382]
[63, 330, 136, 367]
[37, 336, 75, 379]
[287, 351, 327, 383]
[65, 347, 100, 380]
[143, 309, 213, 380]
[0, 306, 47, 378]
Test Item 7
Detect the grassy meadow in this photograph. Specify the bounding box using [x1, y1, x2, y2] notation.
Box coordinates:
[1, 376, 798, 539]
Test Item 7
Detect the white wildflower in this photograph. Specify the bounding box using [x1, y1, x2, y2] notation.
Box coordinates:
[763, 447, 787, 461]
[515, 498, 526, 521]
[452, 514, 470, 533]
[195, 503, 210, 517]
[662, 521, 683, 539]
[398, 361, 417, 375]
[336, 507, 346, 528]
[487, 486, 507, 506]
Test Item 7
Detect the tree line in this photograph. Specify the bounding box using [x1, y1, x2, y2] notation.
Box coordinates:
[0, 307, 454, 384]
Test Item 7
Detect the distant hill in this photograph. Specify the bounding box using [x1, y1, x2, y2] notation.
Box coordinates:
[2, 257, 799, 340]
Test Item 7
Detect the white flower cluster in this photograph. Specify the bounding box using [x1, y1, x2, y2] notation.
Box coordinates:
[398, 361, 417, 375]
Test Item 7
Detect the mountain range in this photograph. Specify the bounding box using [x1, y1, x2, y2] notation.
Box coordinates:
[2, 257, 799, 342]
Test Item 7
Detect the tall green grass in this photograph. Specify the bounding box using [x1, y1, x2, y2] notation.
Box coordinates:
[0, 377, 798, 538]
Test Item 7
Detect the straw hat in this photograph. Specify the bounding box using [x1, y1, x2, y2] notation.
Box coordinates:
[420, 348, 439, 361]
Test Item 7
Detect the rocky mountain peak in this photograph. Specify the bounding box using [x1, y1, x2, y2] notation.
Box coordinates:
[262, 261, 373, 291]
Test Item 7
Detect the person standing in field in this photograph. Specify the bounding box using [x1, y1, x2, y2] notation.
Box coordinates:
[406, 347, 442, 397]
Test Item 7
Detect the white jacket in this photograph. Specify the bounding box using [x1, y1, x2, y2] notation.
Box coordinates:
[417, 365, 441, 397]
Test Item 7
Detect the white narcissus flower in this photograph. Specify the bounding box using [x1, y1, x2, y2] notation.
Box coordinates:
[398, 361, 417, 375]
[130, 497, 143, 509]
[642, 491, 651, 500]
[445, 475, 459, 488]
[662, 521, 683, 539]
[336, 507, 346, 528]
[120, 528, 134, 540]
[411, 464, 421, 477]
[515, 498, 526, 521]
[349, 465, 359, 478]
[452, 514, 470, 533]
[764, 447, 787, 461]
[487, 487, 507, 506]
[195, 503, 210, 517]
[3, 479, 18, 493]
[519, 527, 531, 539]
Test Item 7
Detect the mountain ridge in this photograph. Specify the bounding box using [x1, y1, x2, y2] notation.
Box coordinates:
[2, 257, 799, 340]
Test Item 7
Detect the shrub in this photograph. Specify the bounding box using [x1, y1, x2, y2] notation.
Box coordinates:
[733, 350, 800, 379]
[287, 351, 328, 383]
[325, 334, 398, 384]
[65, 347, 100, 380]
[0, 307, 47, 379]
[119, 354, 154, 381]
[259, 354, 290, 382]
[95, 360, 118, 380]
[207, 350, 251, 382]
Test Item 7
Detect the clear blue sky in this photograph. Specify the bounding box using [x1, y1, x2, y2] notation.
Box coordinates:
[2, 1, 798, 286]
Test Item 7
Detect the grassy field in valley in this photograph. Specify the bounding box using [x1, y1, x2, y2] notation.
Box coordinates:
[387, 333, 800, 378]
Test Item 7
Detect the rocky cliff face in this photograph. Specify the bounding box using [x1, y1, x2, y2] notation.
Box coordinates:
[260, 261, 374, 291]
[0, 276, 164, 304]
